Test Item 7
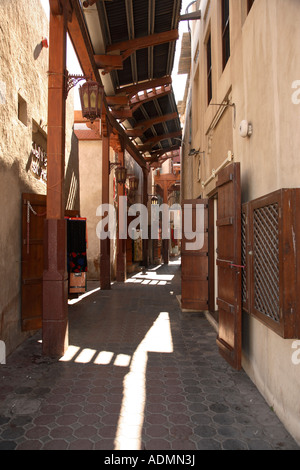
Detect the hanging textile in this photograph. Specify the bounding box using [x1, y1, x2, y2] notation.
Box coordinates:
[134, 230, 143, 262]
[66, 218, 88, 273]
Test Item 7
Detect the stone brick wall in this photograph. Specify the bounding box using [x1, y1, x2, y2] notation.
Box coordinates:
[0, 0, 77, 356]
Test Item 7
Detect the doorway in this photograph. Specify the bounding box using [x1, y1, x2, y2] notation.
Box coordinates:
[208, 195, 219, 325]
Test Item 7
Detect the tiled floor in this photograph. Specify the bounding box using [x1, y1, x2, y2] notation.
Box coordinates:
[0, 259, 299, 450]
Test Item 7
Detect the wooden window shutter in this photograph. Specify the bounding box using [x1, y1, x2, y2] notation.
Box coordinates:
[243, 189, 300, 339]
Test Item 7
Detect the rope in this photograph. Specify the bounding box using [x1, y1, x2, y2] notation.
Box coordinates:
[26, 201, 47, 254]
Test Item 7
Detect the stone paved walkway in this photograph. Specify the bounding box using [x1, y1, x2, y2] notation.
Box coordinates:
[0, 259, 299, 450]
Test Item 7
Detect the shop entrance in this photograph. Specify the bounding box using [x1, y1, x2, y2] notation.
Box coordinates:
[180, 162, 242, 370]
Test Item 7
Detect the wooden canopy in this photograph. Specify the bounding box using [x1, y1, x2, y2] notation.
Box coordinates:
[67, 0, 182, 166]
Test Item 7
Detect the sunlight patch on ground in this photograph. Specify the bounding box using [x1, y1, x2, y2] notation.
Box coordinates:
[58, 306, 174, 450]
[68, 287, 100, 305]
[114, 354, 131, 368]
[94, 351, 114, 365]
[59, 345, 80, 362]
[115, 311, 173, 450]
[125, 266, 175, 286]
[75, 348, 97, 364]
[131, 272, 174, 282]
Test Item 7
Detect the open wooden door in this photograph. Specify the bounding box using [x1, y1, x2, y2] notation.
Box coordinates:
[181, 199, 209, 311]
[22, 193, 80, 331]
[21, 193, 47, 331]
[216, 163, 242, 370]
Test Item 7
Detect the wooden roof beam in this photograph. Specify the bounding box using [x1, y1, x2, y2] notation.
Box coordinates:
[50, 0, 63, 15]
[116, 76, 172, 99]
[137, 131, 182, 152]
[110, 108, 133, 119]
[130, 84, 172, 105]
[133, 112, 178, 131]
[67, 0, 99, 80]
[68, 0, 147, 170]
[126, 112, 178, 136]
[107, 96, 129, 107]
[107, 30, 179, 55]
[96, 30, 179, 75]
[147, 147, 180, 161]
[94, 54, 124, 72]
[130, 85, 172, 113]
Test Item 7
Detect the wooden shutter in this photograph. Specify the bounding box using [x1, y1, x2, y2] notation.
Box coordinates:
[21, 193, 47, 331]
[216, 163, 242, 370]
[243, 189, 300, 339]
[181, 199, 209, 311]
[22, 193, 80, 331]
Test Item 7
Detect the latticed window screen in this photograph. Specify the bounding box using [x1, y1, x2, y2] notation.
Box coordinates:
[242, 189, 300, 339]
[253, 204, 280, 323]
[241, 210, 247, 306]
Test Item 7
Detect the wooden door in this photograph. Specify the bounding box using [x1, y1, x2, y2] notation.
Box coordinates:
[181, 199, 209, 310]
[22, 193, 79, 331]
[21, 193, 47, 331]
[216, 163, 242, 370]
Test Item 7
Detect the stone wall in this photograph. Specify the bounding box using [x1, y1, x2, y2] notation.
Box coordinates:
[0, 0, 77, 356]
[181, 0, 300, 444]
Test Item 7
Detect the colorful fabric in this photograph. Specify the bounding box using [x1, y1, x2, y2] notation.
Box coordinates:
[67, 219, 88, 273]
[68, 252, 87, 273]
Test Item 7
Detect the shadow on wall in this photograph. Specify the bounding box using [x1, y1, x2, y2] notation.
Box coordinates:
[33, 42, 43, 61]
[0, 158, 46, 355]
[65, 131, 80, 212]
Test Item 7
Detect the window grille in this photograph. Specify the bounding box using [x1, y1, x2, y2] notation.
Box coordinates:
[242, 189, 300, 339]
[253, 204, 280, 322]
[241, 209, 247, 307]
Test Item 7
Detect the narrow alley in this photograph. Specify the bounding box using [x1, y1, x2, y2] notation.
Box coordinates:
[0, 259, 299, 451]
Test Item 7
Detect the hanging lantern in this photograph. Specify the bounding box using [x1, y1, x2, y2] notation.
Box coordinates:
[115, 166, 127, 185]
[79, 80, 104, 123]
[129, 176, 139, 192]
[151, 196, 158, 205]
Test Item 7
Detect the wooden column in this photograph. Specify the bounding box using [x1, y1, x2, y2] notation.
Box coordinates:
[162, 180, 169, 265]
[43, 3, 68, 357]
[116, 141, 127, 282]
[100, 115, 111, 290]
[142, 167, 149, 268]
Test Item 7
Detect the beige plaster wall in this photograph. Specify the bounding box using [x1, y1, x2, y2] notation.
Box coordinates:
[232, 0, 300, 201]
[0, 0, 77, 356]
[182, 0, 300, 444]
[0, 0, 49, 355]
[231, 0, 300, 445]
[78, 139, 116, 281]
[78, 140, 102, 280]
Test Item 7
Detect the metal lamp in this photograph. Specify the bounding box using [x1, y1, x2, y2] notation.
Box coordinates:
[129, 176, 139, 192]
[133, 177, 139, 191]
[115, 166, 127, 185]
[79, 79, 104, 123]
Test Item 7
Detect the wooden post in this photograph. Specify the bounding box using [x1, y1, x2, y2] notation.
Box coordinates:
[143, 167, 149, 268]
[162, 180, 169, 265]
[100, 115, 111, 290]
[43, 3, 68, 356]
[116, 141, 127, 282]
